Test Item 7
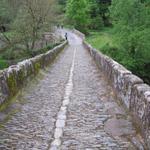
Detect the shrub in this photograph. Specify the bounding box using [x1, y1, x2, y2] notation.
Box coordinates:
[0, 58, 9, 69]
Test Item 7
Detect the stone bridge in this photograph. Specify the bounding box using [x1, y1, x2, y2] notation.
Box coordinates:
[0, 29, 150, 150]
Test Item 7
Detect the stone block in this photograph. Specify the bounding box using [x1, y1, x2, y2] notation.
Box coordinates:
[0, 72, 9, 104]
[131, 84, 150, 148]
[120, 74, 143, 108]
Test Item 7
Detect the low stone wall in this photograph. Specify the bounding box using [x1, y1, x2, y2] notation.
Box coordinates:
[83, 41, 150, 149]
[0, 41, 67, 105]
[73, 28, 150, 148]
[73, 29, 85, 39]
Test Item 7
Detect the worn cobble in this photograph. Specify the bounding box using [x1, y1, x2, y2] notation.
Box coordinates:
[0, 42, 74, 149]
[60, 43, 140, 150]
[0, 30, 144, 150]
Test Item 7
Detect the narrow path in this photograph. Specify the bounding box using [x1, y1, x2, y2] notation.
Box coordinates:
[50, 48, 76, 150]
[0, 30, 144, 150]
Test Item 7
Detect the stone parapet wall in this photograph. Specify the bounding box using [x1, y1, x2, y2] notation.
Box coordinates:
[0, 41, 67, 106]
[73, 29, 150, 148]
[73, 29, 85, 39]
[83, 40, 150, 149]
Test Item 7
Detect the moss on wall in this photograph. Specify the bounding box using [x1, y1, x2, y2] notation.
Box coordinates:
[0, 41, 67, 107]
[6, 72, 18, 96]
[34, 62, 41, 74]
[17, 68, 25, 86]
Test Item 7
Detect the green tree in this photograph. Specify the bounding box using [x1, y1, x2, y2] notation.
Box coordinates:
[88, 0, 104, 29]
[0, 0, 23, 44]
[58, 0, 66, 5]
[96, 0, 111, 26]
[109, 0, 150, 83]
[65, 0, 111, 30]
[0, 0, 56, 55]
[66, 0, 90, 32]
[12, 0, 55, 52]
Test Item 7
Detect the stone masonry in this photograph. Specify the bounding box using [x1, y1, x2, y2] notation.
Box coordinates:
[0, 29, 149, 149]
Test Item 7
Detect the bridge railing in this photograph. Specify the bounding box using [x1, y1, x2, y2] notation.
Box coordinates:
[73, 29, 85, 40]
[73, 29, 150, 149]
[0, 41, 67, 106]
[84, 40, 150, 149]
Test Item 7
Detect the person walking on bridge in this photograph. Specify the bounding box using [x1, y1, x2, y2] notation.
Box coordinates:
[65, 32, 68, 41]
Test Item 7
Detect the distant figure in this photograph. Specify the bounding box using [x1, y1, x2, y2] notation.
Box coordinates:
[57, 24, 60, 29]
[0, 25, 6, 32]
[65, 32, 68, 40]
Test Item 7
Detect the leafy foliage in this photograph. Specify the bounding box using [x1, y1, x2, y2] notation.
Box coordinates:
[87, 0, 150, 84]
[0, 0, 63, 69]
[109, 0, 150, 83]
[0, 58, 8, 69]
[66, 0, 90, 32]
[65, 0, 111, 31]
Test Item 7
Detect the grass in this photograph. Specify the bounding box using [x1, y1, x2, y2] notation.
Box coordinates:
[0, 58, 9, 70]
[86, 27, 119, 50]
[86, 27, 127, 66]
[4, 31, 18, 39]
[86, 27, 135, 68]
[86, 27, 150, 84]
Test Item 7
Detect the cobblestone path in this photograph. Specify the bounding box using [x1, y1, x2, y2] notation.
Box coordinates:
[0, 30, 144, 150]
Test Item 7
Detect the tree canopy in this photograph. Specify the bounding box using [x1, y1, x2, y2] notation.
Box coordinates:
[109, 0, 150, 82]
[65, 0, 111, 31]
[0, 0, 56, 50]
[66, 0, 89, 32]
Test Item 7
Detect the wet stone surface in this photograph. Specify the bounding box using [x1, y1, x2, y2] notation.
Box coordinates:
[0, 30, 144, 149]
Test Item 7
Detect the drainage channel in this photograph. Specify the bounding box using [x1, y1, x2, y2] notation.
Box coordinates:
[49, 48, 76, 150]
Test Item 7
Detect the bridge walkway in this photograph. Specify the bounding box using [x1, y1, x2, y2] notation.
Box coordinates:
[0, 30, 143, 150]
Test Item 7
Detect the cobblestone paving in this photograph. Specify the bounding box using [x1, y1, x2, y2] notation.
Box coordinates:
[0, 30, 144, 150]
[0, 42, 74, 149]
[60, 43, 141, 150]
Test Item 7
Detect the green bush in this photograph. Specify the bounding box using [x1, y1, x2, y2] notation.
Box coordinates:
[109, 0, 150, 84]
[32, 42, 62, 56]
[101, 43, 137, 70]
[101, 43, 150, 84]
[0, 58, 9, 70]
[86, 28, 150, 84]
[0, 40, 63, 70]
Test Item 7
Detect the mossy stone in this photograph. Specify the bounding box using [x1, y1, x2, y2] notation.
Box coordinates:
[6, 72, 18, 96]
[17, 68, 25, 86]
[34, 62, 41, 74]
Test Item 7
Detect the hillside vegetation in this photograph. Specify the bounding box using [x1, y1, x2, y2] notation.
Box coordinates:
[0, 0, 150, 84]
[63, 0, 150, 84]
[86, 27, 150, 84]
[0, 0, 62, 70]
